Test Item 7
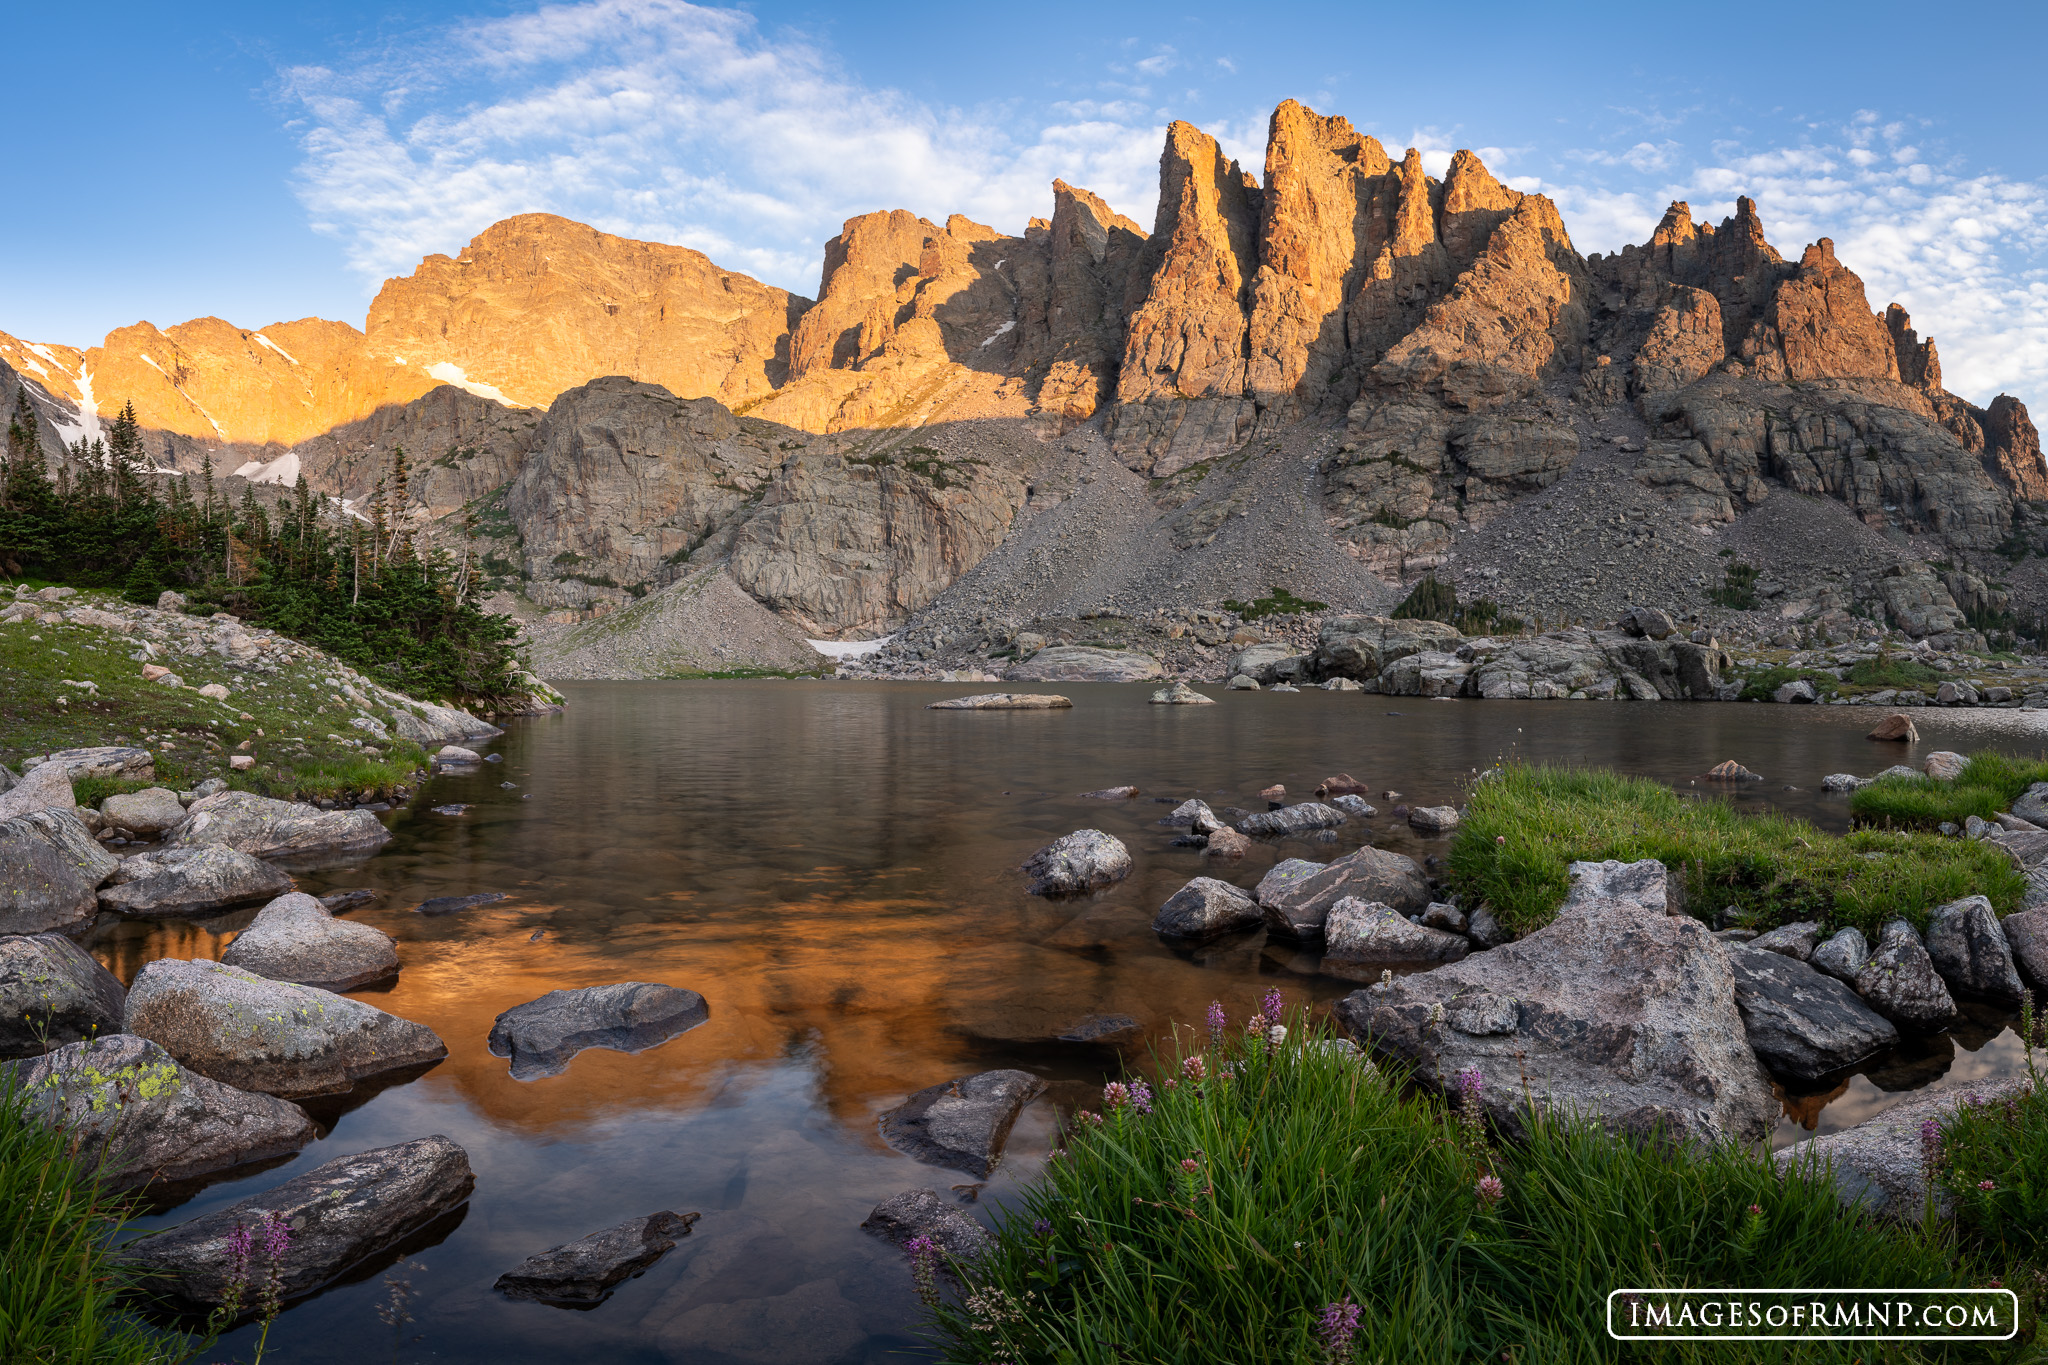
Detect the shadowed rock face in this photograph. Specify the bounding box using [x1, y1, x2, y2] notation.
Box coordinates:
[486, 982, 710, 1081]
[1725, 947, 1898, 1082]
[219, 892, 401, 992]
[0, 935, 127, 1058]
[879, 1069, 1046, 1177]
[495, 1211, 700, 1305]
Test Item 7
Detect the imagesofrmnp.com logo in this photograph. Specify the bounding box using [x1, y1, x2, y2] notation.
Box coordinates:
[1608, 1289, 2018, 1341]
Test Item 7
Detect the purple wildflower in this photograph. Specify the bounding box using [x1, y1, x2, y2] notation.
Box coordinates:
[220, 1221, 254, 1320]
[1453, 1067, 1484, 1100]
[905, 1234, 942, 1309]
[1103, 1081, 1131, 1111]
[1181, 1158, 1201, 1173]
[1979, 1179, 1997, 1191]
[1032, 1219, 1052, 1238]
[1207, 999, 1226, 1046]
[1128, 1079, 1154, 1116]
[1246, 1011, 1270, 1035]
[1182, 1054, 1208, 1083]
[256, 1212, 292, 1324]
[1475, 1174, 1505, 1207]
[1262, 986, 1285, 1023]
[262, 1213, 292, 1263]
[1920, 1117, 1943, 1175]
[1317, 1296, 1362, 1362]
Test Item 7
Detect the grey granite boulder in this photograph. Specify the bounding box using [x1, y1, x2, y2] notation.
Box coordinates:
[1335, 860, 1776, 1145]
[1987, 828, 2048, 870]
[1330, 794, 1377, 818]
[1321, 899, 1470, 974]
[0, 761, 78, 820]
[0, 811, 112, 936]
[487, 982, 709, 1081]
[24, 746, 154, 783]
[1810, 927, 1870, 984]
[125, 959, 447, 1098]
[1854, 920, 1958, 1027]
[1158, 798, 1217, 828]
[1420, 901, 1469, 934]
[387, 700, 503, 745]
[220, 892, 400, 991]
[862, 1188, 993, 1260]
[1237, 803, 1346, 837]
[1148, 681, 1215, 705]
[0, 934, 126, 1057]
[1776, 1083, 2027, 1220]
[1565, 858, 1685, 918]
[879, 1069, 1045, 1177]
[1005, 646, 1162, 683]
[495, 1211, 700, 1306]
[121, 1136, 475, 1314]
[1021, 829, 1130, 896]
[1407, 805, 1460, 834]
[2004, 907, 2048, 988]
[1923, 896, 2027, 1005]
[1725, 948, 1899, 1082]
[98, 846, 293, 917]
[1466, 904, 1511, 948]
[1257, 847, 1428, 940]
[1152, 877, 1261, 939]
[100, 788, 187, 837]
[2011, 782, 2048, 827]
[1746, 921, 1822, 961]
[13, 1034, 314, 1189]
[166, 791, 391, 862]
[926, 693, 1073, 710]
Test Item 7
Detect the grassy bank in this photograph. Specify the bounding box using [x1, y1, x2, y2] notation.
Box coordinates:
[1447, 764, 2022, 937]
[918, 1002, 2036, 1363]
[1852, 752, 2048, 831]
[1, 589, 437, 803]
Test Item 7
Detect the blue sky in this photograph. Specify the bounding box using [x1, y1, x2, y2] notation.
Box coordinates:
[6, 1, 2048, 403]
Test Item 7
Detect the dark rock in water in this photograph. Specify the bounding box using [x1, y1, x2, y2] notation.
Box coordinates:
[430, 805, 472, 816]
[319, 889, 380, 914]
[529, 928, 547, 942]
[99, 845, 293, 918]
[1079, 785, 1139, 800]
[120, 1136, 475, 1314]
[1703, 760, 1763, 781]
[13, 1034, 314, 1190]
[485, 754, 504, 764]
[413, 891, 508, 917]
[1238, 802, 1346, 837]
[1725, 948, 1899, 1082]
[1854, 920, 1957, 1027]
[220, 892, 400, 992]
[1158, 798, 1217, 828]
[1152, 877, 1261, 939]
[1056, 1014, 1141, 1045]
[861, 1188, 993, 1260]
[125, 958, 448, 1099]
[880, 1069, 1045, 1177]
[1330, 794, 1377, 818]
[0, 934, 126, 1058]
[495, 1210, 699, 1306]
[1021, 829, 1131, 896]
[1923, 896, 2027, 1004]
[487, 982, 709, 1080]
[1257, 847, 1428, 940]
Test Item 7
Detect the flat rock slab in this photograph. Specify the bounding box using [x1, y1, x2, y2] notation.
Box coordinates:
[15, 1035, 314, 1190]
[926, 693, 1072, 710]
[1336, 860, 1776, 1145]
[25, 746, 154, 783]
[861, 1188, 993, 1260]
[1987, 829, 2048, 870]
[1237, 803, 1346, 838]
[1258, 847, 1427, 940]
[1, 811, 110, 935]
[495, 1211, 699, 1306]
[122, 1136, 475, 1314]
[1777, 1082, 2026, 1220]
[320, 890, 380, 914]
[125, 958, 448, 1099]
[880, 1069, 1045, 1177]
[168, 791, 391, 863]
[1152, 877, 1261, 939]
[1726, 947, 1898, 1082]
[220, 892, 400, 992]
[1005, 647, 1163, 683]
[487, 982, 708, 1081]
[1321, 898, 1469, 974]
[413, 891, 508, 916]
[0, 934, 128, 1058]
[99, 845, 293, 917]
[1079, 785, 1139, 800]
[1021, 829, 1130, 896]
[389, 701, 504, 746]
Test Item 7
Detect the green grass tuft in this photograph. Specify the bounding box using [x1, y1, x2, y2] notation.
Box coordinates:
[1849, 752, 2048, 831]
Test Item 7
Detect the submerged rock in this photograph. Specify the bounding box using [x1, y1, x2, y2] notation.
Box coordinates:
[125, 959, 448, 1098]
[167, 791, 390, 862]
[1321, 898, 1470, 972]
[1923, 896, 2027, 1005]
[1725, 948, 1899, 1082]
[0, 934, 127, 1058]
[861, 1188, 993, 1260]
[879, 1069, 1045, 1177]
[1056, 1014, 1141, 1044]
[1021, 830, 1131, 895]
[13, 1034, 314, 1189]
[495, 1211, 700, 1306]
[487, 982, 709, 1080]
[121, 1136, 475, 1314]
[413, 891, 509, 917]
[220, 892, 401, 992]
[1854, 920, 1957, 1027]
[98, 846, 293, 917]
[1152, 877, 1261, 939]
[1079, 785, 1139, 800]
[926, 693, 1073, 710]
[1704, 760, 1763, 781]
[1257, 847, 1428, 940]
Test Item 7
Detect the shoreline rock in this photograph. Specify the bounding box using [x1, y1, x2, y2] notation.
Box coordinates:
[0, 935, 128, 1058]
[219, 892, 401, 992]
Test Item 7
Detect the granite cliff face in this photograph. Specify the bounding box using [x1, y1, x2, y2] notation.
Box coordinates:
[6, 97, 2046, 670]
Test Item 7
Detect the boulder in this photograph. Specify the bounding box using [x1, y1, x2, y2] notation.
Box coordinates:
[1725, 948, 1899, 1082]
[487, 982, 709, 1081]
[1225, 642, 1301, 684]
[1810, 926, 1870, 984]
[1922, 751, 1967, 781]
[99, 788, 188, 837]
[1331, 794, 1378, 818]
[1158, 798, 1217, 828]
[1467, 904, 1511, 948]
[413, 892, 509, 916]
[387, 701, 503, 746]
[1226, 674, 1260, 690]
[1322, 898, 1470, 972]
[1622, 607, 1678, 639]
[1021, 829, 1131, 895]
[1148, 681, 1215, 705]
[861, 1188, 993, 1260]
[434, 745, 483, 766]
[0, 761, 78, 820]
[2009, 782, 2048, 827]
[24, 746, 154, 783]
[1005, 647, 1162, 683]
[927, 693, 1073, 710]
[879, 1069, 1045, 1177]
[125, 959, 448, 1098]
[1152, 877, 1262, 939]
[1335, 860, 1776, 1144]
[1777, 1083, 2026, 1220]
[1746, 921, 1822, 961]
[1922, 896, 2027, 1005]
[98, 846, 293, 917]
[1420, 901, 1469, 934]
[1704, 760, 1763, 781]
[495, 1211, 700, 1306]
[1408, 805, 1460, 834]
[1987, 828, 2048, 870]
[1257, 847, 1428, 939]
[12, 1035, 314, 1189]
[219, 892, 400, 992]
[1565, 858, 1686, 918]
[120, 1136, 475, 1314]
[1871, 712, 1923, 740]
[166, 791, 391, 862]
[1315, 774, 1370, 798]
[1773, 679, 1819, 704]
[2002, 907, 2048, 987]
[0, 934, 126, 1058]
[1819, 773, 1864, 793]
[1056, 1014, 1141, 1044]
[1237, 802, 1346, 837]
[1, 809, 117, 935]
[1853, 920, 1957, 1027]
[1079, 785, 1139, 800]
[1202, 827, 1251, 859]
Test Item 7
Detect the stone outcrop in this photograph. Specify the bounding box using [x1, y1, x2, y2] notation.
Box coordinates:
[486, 982, 709, 1081]
[862, 1188, 994, 1260]
[1321, 898, 1470, 973]
[1777, 1083, 2026, 1220]
[166, 791, 391, 863]
[1256, 847, 1427, 939]
[879, 1069, 1045, 1177]
[218, 891, 401, 992]
[99, 846, 294, 917]
[1006, 646, 1162, 682]
[1, 811, 111, 936]
[1724, 947, 1897, 1081]
[1152, 876, 1262, 939]
[0, 935, 127, 1058]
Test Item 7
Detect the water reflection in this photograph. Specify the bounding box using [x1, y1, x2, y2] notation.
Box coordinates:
[93, 683, 2048, 1364]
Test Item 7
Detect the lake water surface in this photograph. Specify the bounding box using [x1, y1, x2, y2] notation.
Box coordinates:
[99, 683, 2048, 1364]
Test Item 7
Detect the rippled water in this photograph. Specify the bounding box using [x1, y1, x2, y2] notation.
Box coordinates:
[98, 683, 2048, 1364]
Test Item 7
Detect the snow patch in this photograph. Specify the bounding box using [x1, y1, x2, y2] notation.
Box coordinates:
[19, 357, 47, 380]
[254, 332, 300, 365]
[426, 361, 520, 406]
[978, 320, 1017, 348]
[51, 366, 103, 449]
[25, 343, 69, 373]
[807, 635, 894, 659]
[233, 450, 302, 487]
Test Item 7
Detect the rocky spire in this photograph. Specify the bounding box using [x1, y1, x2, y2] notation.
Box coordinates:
[1885, 304, 1943, 391]
[1985, 394, 2048, 502]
